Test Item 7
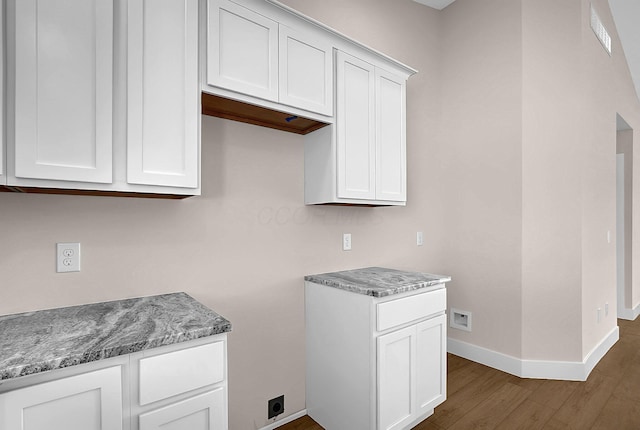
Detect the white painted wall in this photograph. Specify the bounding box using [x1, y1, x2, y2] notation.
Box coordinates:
[0, 1, 441, 428]
[438, 0, 524, 359]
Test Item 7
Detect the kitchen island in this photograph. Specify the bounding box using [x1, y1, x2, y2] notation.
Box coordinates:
[305, 267, 450, 430]
[0, 292, 231, 430]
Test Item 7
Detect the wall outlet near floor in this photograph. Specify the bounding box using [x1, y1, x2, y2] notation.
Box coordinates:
[268, 395, 284, 419]
[343, 233, 352, 251]
[450, 308, 472, 332]
[417, 231, 424, 246]
[56, 243, 81, 273]
[605, 302, 609, 317]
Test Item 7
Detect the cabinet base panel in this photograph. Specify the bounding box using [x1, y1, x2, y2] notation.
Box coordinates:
[0, 186, 193, 199]
[202, 93, 329, 135]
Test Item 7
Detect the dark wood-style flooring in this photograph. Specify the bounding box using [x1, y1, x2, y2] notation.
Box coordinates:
[278, 317, 640, 429]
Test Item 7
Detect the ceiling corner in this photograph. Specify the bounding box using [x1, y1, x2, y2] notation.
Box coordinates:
[412, 0, 456, 11]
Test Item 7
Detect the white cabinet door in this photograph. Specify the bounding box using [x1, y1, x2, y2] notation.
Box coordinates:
[377, 325, 416, 430]
[336, 51, 376, 200]
[207, 0, 278, 102]
[416, 314, 447, 414]
[279, 27, 333, 116]
[127, 0, 199, 189]
[375, 68, 406, 202]
[13, 0, 113, 183]
[0, 366, 123, 430]
[139, 389, 227, 430]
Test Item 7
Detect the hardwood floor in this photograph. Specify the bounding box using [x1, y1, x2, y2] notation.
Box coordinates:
[277, 317, 640, 430]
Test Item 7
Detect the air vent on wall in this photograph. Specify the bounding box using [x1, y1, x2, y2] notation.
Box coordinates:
[591, 5, 612, 55]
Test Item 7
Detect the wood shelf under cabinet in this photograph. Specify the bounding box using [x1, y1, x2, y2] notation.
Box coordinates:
[201, 93, 329, 135]
[0, 186, 190, 199]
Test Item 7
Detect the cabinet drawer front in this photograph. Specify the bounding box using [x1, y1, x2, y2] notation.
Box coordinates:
[139, 341, 225, 406]
[139, 388, 226, 430]
[377, 288, 446, 332]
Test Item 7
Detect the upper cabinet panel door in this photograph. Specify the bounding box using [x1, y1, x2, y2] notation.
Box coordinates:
[279, 26, 333, 116]
[0, 366, 123, 430]
[13, 0, 113, 183]
[375, 68, 406, 202]
[207, 0, 278, 102]
[336, 51, 375, 200]
[127, 0, 199, 189]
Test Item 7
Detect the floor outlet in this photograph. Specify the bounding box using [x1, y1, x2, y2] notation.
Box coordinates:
[56, 243, 81, 273]
[343, 233, 352, 251]
[268, 395, 284, 419]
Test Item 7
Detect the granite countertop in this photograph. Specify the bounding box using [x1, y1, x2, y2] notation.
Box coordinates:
[0, 292, 232, 381]
[305, 267, 451, 298]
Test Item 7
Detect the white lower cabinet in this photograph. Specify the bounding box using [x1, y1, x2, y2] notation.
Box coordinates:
[378, 326, 415, 430]
[305, 282, 447, 430]
[378, 314, 447, 430]
[0, 366, 124, 430]
[131, 338, 228, 430]
[139, 389, 226, 430]
[0, 335, 228, 430]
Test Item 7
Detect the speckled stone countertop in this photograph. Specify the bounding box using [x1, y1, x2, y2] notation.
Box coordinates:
[0, 292, 231, 381]
[305, 267, 451, 298]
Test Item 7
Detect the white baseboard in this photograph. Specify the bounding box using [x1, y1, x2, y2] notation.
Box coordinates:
[447, 326, 619, 381]
[259, 409, 308, 430]
[618, 303, 640, 320]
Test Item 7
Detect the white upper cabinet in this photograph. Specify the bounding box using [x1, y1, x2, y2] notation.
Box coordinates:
[13, 0, 114, 184]
[127, 0, 200, 189]
[336, 51, 376, 200]
[278, 26, 333, 116]
[204, 0, 334, 118]
[375, 68, 407, 202]
[4, 0, 200, 197]
[305, 49, 411, 206]
[207, 0, 279, 102]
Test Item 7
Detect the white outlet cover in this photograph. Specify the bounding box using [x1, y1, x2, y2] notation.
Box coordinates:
[343, 233, 352, 251]
[57, 243, 81, 273]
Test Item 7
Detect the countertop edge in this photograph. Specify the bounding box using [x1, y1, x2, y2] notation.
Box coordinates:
[0, 293, 232, 382]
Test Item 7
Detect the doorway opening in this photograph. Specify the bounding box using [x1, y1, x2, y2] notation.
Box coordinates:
[616, 113, 634, 320]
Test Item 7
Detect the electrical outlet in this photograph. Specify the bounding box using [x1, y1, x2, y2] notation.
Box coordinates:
[268, 395, 284, 419]
[417, 231, 424, 246]
[56, 243, 81, 273]
[343, 233, 352, 251]
[597, 308, 602, 323]
[605, 302, 609, 317]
